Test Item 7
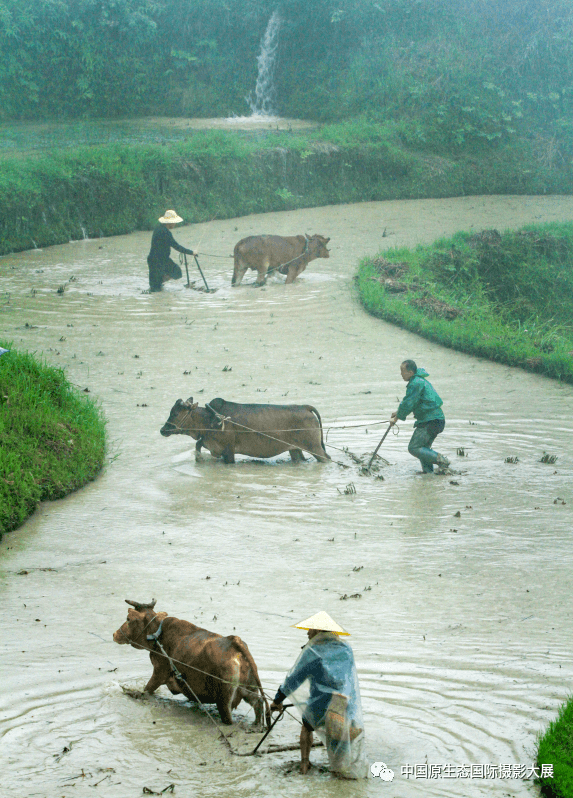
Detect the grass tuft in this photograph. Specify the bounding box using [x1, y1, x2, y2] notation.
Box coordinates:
[356, 223, 573, 384]
[537, 696, 573, 797]
[0, 344, 106, 535]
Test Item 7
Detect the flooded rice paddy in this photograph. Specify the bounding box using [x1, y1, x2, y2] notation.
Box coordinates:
[1, 194, 573, 797]
[0, 116, 314, 156]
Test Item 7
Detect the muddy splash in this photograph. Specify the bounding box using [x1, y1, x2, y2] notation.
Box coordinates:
[1, 195, 573, 797]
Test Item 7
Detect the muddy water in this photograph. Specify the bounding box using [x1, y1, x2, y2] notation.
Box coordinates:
[0, 116, 315, 156]
[1, 195, 573, 798]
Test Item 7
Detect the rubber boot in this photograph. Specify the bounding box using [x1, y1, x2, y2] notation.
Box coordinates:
[417, 446, 438, 473]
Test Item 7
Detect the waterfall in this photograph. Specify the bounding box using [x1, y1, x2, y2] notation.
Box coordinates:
[247, 11, 281, 117]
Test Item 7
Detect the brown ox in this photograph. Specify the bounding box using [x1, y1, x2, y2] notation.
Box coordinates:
[113, 599, 269, 727]
[160, 396, 331, 463]
[232, 234, 330, 286]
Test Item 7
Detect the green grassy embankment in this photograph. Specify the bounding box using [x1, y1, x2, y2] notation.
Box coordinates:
[0, 346, 106, 535]
[537, 696, 573, 797]
[0, 120, 571, 256]
[356, 222, 573, 383]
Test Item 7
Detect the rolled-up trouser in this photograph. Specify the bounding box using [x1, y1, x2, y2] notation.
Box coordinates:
[408, 418, 446, 472]
[148, 257, 183, 292]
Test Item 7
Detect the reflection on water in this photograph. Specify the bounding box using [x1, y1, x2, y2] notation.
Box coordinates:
[1, 195, 573, 797]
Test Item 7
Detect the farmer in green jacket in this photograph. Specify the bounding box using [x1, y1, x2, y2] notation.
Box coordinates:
[390, 359, 450, 473]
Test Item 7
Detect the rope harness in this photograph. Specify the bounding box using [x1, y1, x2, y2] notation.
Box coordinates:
[195, 234, 313, 274]
[194, 251, 233, 259]
[204, 401, 340, 464]
[189, 236, 314, 286]
[251, 704, 293, 754]
[117, 611, 303, 755]
[118, 612, 265, 700]
[143, 616, 236, 751]
[164, 402, 399, 466]
[264, 234, 312, 277]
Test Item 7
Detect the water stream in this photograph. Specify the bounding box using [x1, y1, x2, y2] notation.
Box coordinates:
[1, 195, 573, 797]
[247, 11, 282, 117]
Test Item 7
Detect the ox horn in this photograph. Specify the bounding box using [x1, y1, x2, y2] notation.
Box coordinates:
[125, 598, 157, 611]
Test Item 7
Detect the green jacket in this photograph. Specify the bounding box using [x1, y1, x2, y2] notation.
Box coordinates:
[396, 367, 445, 427]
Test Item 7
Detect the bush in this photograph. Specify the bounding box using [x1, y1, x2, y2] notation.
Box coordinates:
[537, 696, 573, 797]
[0, 124, 571, 257]
[0, 345, 106, 534]
[356, 222, 573, 383]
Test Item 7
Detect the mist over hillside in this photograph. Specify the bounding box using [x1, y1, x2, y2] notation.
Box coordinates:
[1, 0, 572, 155]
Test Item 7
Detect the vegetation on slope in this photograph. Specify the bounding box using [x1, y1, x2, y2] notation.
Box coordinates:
[0, 0, 572, 167]
[0, 0, 573, 149]
[356, 222, 573, 383]
[1, 0, 572, 256]
[1, 121, 570, 256]
[537, 696, 573, 797]
[0, 346, 106, 534]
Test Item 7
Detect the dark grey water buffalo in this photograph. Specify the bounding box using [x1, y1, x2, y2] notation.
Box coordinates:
[160, 397, 331, 463]
[113, 599, 269, 727]
[232, 234, 330, 286]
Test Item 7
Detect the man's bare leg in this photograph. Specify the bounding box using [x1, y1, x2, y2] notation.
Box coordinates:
[300, 725, 313, 774]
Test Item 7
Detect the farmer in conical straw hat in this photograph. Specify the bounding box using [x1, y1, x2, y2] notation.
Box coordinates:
[147, 210, 197, 292]
[270, 611, 367, 778]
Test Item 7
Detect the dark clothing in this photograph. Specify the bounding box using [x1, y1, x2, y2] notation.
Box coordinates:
[408, 419, 446, 473]
[148, 223, 194, 265]
[420, 418, 445, 438]
[147, 257, 182, 291]
[147, 224, 193, 291]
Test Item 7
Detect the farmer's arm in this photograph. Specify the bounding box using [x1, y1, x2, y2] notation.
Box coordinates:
[270, 650, 317, 710]
[392, 379, 424, 422]
[167, 229, 196, 256]
[280, 651, 316, 696]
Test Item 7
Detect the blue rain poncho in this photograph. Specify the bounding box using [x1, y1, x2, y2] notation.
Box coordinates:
[276, 631, 367, 779]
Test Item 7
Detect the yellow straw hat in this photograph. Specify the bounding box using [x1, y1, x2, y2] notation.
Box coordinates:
[292, 611, 350, 636]
[158, 209, 183, 224]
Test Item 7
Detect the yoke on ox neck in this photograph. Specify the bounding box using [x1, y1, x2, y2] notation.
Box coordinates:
[146, 616, 165, 644]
